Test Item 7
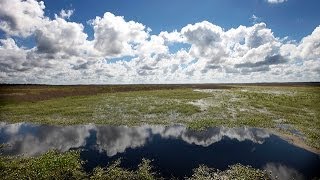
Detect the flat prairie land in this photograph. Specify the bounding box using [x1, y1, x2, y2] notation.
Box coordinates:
[0, 83, 319, 151]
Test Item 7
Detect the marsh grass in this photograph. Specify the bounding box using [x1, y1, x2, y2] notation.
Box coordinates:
[0, 150, 270, 180]
[0, 89, 210, 125]
[90, 159, 159, 180]
[0, 150, 86, 180]
[187, 164, 269, 180]
[0, 85, 319, 149]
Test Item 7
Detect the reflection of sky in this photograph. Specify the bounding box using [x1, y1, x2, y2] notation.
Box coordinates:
[95, 125, 270, 156]
[0, 122, 315, 179]
[0, 123, 269, 157]
[0, 122, 94, 156]
[264, 163, 305, 180]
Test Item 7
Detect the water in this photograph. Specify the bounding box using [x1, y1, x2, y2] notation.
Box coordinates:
[0, 122, 319, 179]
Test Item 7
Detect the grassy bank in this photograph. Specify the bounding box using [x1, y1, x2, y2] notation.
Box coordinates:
[0, 150, 269, 180]
[0, 84, 319, 150]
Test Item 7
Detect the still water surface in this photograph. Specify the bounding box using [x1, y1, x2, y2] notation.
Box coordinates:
[0, 122, 319, 179]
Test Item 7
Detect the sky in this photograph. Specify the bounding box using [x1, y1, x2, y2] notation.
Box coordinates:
[0, 0, 319, 84]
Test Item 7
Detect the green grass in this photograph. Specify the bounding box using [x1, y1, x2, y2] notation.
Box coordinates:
[0, 150, 270, 180]
[90, 159, 158, 180]
[0, 85, 319, 179]
[188, 164, 269, 180]
[0, 150, 86, 179]
[0, 89, 210, 125]
[0, 86, 319, 149]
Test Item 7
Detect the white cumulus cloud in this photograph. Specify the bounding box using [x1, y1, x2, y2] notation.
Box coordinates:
[0, 0, 319, 84]
[0, 0, 46, 37]
[266, 0, 288, 4]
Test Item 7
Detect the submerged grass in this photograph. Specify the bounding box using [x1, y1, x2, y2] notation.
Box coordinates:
[0, 150, 269, 180]
[0, 85, 319, 150]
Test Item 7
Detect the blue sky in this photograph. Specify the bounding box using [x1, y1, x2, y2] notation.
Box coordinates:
[0, 0, 319, 84]
[40, 0, 320, 40]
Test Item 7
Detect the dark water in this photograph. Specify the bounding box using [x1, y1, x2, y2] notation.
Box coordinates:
[0, 123, 319, 179]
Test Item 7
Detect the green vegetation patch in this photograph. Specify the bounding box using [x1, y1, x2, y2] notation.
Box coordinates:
[0, 150, 86, 180]
[0, 89, 210, 125]
[0, 150, 270, 180]
[0, 85, 319, 150]
[188, 164, 269, 180]
[90, 159, 158, 180]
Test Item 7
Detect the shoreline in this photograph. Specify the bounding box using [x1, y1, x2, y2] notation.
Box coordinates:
[268, 128, 320, 155]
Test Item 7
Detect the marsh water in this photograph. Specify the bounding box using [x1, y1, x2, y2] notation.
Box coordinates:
[0, 123, 319, 179]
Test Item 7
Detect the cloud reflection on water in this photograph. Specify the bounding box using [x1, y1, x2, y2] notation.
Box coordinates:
[0, 122, 93, 156]
[0, 123, 269, 156]
[264, 163, 305, 180]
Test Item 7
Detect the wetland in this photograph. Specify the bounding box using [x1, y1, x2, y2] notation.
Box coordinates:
[0, 83, 319, 179]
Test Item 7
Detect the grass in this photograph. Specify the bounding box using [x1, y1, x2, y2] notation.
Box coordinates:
[90, 159, 158, 180]
[0, 84, 319, 150]
[0, 150, 270, 180]
[0, 150, 86, 179]
[0, 89, 211, 125]
[188, 164, 269, 180]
